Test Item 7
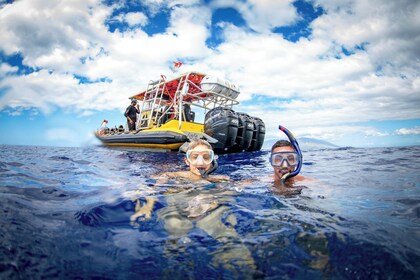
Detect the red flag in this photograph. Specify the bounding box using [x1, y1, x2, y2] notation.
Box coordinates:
[172, 61, 182, 72]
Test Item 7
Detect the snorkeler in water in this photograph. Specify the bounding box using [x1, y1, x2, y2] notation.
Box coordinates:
[154, 139, 230, 185]
[130, 139, 234, 222]
[268, 125, 312, 194]
[128, 139, 256, 274]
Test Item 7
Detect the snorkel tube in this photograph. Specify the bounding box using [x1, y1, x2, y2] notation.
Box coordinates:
[278, 125, 303, 183]
[198, 155, 219, 178]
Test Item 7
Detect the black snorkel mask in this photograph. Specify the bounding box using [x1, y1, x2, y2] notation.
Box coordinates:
[198, 156, 218, 178]
[272, 125, 303, 183]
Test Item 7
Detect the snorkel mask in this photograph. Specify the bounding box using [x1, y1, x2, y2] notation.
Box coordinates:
[186, 149, 218, 178]
[271, 125, 303, 183]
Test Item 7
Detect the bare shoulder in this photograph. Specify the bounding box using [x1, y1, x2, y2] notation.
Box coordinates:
[267, 174, 316, 183]
[151, 171, 188, 179]
[293, 175, 320, 184]
[207, 174, 230, 182]
[294, 175, 312, 181]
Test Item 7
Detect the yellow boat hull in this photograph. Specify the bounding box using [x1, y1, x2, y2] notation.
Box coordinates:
[96, 120, 204, 150]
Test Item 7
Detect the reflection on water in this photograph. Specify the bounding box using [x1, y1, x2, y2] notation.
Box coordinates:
[0, 144, 419, 279]
[130, 182, 257, 278]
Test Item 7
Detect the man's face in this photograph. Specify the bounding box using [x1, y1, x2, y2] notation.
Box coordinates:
[185, 145, 213, 176]
[272, 146, 297, 180]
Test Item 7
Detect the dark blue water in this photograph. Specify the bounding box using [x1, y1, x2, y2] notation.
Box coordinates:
[0, 144, 419, 279]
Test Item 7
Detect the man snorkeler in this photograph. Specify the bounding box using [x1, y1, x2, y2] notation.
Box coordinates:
[269, 125, 311, 194]
[271, 140, 306, 184]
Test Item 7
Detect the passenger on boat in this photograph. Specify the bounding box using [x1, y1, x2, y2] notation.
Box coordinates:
[98, 119, 108, 135]
[182, 98, 195, 122]
[161, 93, 171, 104]
[124, 98, 140, 131]
[159, 105, 174, 125]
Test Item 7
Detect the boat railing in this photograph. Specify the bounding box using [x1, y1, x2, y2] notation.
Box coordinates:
[134, 71, 240, 131]
[136, 77, 170, 130]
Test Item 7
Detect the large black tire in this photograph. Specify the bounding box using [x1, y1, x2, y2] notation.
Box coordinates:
[247, 117, 265, 151]
[254, 117, 266, 151]
[230, 112, 253, 152]
[204, 107, 239, 153]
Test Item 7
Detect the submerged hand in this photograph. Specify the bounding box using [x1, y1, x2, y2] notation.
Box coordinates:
[130, 197, 157, 226]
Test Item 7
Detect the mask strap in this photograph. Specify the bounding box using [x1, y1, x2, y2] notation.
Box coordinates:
[278, 125, 302, 183]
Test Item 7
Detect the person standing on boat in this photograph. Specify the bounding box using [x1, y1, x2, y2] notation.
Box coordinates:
[182, 98, 195, 122]
[124, 98, 140, 131]
[98, 119, 108, 135]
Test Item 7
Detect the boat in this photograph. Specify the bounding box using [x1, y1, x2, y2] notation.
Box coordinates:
[95, 71, 265, 153]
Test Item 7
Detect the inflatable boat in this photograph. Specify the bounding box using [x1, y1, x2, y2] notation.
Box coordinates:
[95, 71, 265, 153]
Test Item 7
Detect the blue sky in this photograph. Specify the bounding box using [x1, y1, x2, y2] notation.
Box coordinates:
[0, 0, 419, 148]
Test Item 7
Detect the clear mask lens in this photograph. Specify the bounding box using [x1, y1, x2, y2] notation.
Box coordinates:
[270, 152, 299, 167]
[186, 149, 214, 165]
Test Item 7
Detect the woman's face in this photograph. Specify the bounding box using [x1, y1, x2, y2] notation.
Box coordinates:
[185, 144, 214, 176]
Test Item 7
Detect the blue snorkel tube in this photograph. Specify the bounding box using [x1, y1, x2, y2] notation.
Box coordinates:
[277, 125, 303, 182]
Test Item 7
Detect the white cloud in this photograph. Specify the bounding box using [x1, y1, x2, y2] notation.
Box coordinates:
[45, 128, 77, 142]
[141, 0, 202, 15]
[0, 0, 212, 114]
[0, 63, 18, 75]
[79, 110, 96, 117]
[262, 122, 390, 143]
[201, 0, 420, 131]
[211, 0, 298, 32]
[312, 0, 420, 76]
[0, 69, 133, 114]
[125, 12, 148, 27]
[364, 129, 389, 137]
[0, 0, 419, 146]
[7, 109, 23, 116]
[0, 0, 112, 71]
[395, 127, 420, 135]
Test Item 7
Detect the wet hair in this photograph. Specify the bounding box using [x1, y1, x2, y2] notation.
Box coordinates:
[271, 140, 293, 152]
[187, 139, 212, 151]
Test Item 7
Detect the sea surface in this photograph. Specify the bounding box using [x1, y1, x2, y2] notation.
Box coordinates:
[0, 144, 419, 279]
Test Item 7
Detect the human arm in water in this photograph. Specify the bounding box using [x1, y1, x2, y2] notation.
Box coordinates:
[129, 171, 230, 224]
[130, 196, 158, 225]
[154, 171, 229, 185]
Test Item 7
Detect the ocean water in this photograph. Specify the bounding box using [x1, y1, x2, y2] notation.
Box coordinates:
[0, 144, 419, 279]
